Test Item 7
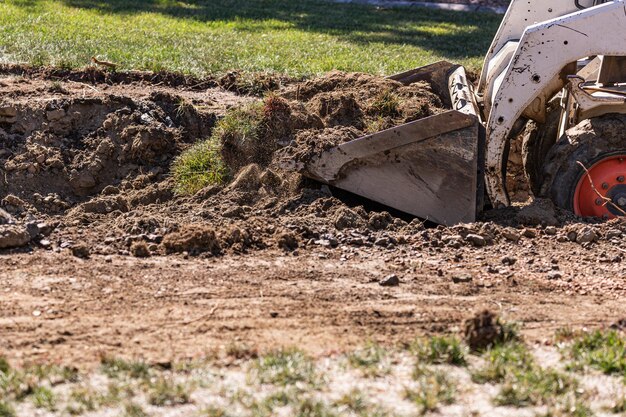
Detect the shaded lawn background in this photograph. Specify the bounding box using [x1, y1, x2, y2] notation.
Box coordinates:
[0, 0, 502, 77]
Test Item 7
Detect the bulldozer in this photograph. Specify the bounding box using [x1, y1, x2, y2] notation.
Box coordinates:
[291, 0, 626, 225]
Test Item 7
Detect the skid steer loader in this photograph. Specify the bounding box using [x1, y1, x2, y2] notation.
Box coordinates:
[289, 0, 626, 225]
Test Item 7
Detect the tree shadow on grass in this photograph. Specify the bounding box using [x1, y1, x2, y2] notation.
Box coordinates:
[38, 0, 501, 60]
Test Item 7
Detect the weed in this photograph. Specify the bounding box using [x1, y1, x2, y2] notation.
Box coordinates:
[101, 357, 151, 380]
[471, 342, 534, 383]
[0, 358, 9, 374]
[295, 398, 338, 417]
[495, 368, 576, 407]
[567, 330, 626, 376]
[405, 369, 456, 415]
[412, 335, 467, 366]
[147, 376, 192, 406]
[124, 402, 149, 417]
[171, 136, 230, 194]
[347, 343, 390, 377]
[32, 386, 57, 411]
[364, 116, 387, 133]
[202, 406, 232, 417]
[334, 389, 368, 413]
[0, 402, 15, 417]
[253, 348, 318, 386]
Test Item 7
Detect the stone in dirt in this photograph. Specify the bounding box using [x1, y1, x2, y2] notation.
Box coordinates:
[379, 274, 400, 287]
[130, 241, 151, 258]
[515, 198, 559, 226]
[71, 244, 91, 259]
[0, 225, 31, 249]
[276, 230, 298, 251]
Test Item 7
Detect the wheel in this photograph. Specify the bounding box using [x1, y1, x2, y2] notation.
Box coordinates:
[541, 114, 626, 218]
[521, 97, 561, 196]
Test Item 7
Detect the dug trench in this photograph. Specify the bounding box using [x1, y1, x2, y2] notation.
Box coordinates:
[0, 67, 625, 367]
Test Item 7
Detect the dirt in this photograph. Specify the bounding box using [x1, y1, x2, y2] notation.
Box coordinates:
[1, 67, 626, 369]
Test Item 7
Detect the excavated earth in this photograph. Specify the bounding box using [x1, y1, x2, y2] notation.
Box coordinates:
[1, 66, 625, 368]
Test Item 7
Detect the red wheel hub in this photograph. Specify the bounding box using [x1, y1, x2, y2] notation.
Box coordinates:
[574, 155, 626, 218]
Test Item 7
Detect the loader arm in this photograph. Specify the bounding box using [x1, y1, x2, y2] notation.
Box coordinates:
[485, 0, 626, 207]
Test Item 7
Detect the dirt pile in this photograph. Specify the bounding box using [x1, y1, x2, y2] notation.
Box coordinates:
[0, 68, 609, 260]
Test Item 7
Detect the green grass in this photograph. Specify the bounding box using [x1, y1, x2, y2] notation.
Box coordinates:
[566, 330, 626, 376]
[347, 343, 390, 378]
[0, 402, 15, 417]
[171, 136, 230, 194]
[100, 357, 151, 380]
[406, 368, 456, 415]
[0, 0, 501, 77]
[411, 335, 467, 366]
[471, 342, 534, 383]
[252, 348, 318, 386]
[147, 377, 193, 406]
[32, 386, 57, 411]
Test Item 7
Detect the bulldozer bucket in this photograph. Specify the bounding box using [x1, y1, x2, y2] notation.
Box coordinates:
[287, 62, 485, 225]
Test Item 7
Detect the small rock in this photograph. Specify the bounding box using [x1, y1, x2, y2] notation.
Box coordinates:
[547, 271, 562, 280]
[606, 229, 623, 240]
[334, 207, 365, 230]
[71, 244, 90, 259]
[223, 206, 245, 219]
[544, 226, 557, 236]
[452, 275, 473, 283]
[269, 312, 279, 318]
[522, 229, 537, 238]
[26, 222, 40, 239]
[501, 256, 517, 266]
[0, 208, 14, 225]
[501, 228, 521, 242]
[0, 225, 31, 248]
[374, 236, 390, 247]
[0, 107, 17, 118]
[567, 231, 578, 242]
[466, 234, 486, 247]
[379, 274, 400, 287]
[576, 227, 597, 244]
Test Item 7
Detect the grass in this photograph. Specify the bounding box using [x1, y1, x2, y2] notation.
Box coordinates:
[147, 376, 193, 406]
[100, 357, 151, 380]
[411, 335, 467, 366]
[406, 368, 456, 415]
[0, 0, 501, 77]
[566, 330, 626, 376]
[32, 386, 57, 411]
[171, 136, 230, 194]
[347, 343, 390, 378]
[471, 342, 534, 383]
[252, 348, 318, 386]
[124, 402, 149, 417]
[0, 402, 15, 417]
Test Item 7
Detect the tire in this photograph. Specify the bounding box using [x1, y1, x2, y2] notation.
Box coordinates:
[521, 98, 561, 196]
[541, 114, 626, 213]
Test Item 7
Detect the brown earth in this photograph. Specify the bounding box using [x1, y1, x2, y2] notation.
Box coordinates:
[1, 67, 625, 369]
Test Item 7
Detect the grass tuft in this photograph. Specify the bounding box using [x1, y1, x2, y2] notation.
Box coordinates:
[471, 342, 534, 383]
[495, 368, 576, 407]
[369, 89, 400, 117]
[253, 348, 317, 386]
[347, 343, 390, 378]
[32, 386, 57, 411]
[411, 335, 467, 366]
[0, 402, 15, 417]
[171, 136, 230, 194]
[124, 402, 149, 417]
[406, 368, 455, 415]
[566, 330, 626, 376]
[101, 357, 151, 380]
[147, 376, 192, 406]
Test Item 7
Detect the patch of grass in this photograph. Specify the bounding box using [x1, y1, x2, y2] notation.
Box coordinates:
[100, 357, 151, 380]
[147, 376, 192, 406]
[252, 348, 318, 386]
[347, 343, 390, 378]
[495, 368, 576, 407]
[0, 358, 10, 375]
[295, 398, 338, 417]
[124, 402, 149, 417]
[411, 335, 467, 366]
[0, 0, 501, 77]
[32, 386, 57, 411]
[0, 402, 15, 417]
[539, 399, 594, 417]
[334, 389, 368, 413]
[471, 342, 534, 383]
[566, 330, 626, 376]
[405, 368, 456, 415]
[369, 90, 400, 117]
[171, 136, 230, 194]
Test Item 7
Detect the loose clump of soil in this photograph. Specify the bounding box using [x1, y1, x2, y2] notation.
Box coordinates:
[0, 66, 614, 260]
